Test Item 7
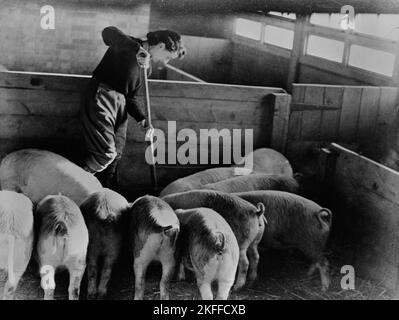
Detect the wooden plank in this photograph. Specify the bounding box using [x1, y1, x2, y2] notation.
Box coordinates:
[320, 86, 344, 140]
[0, 114, 268, 147]
[328, 143, 399, 291]
[300, 85, 324, 140]
[0, 71, 285, 101]
[286, 15, 308, 92]
[0, 89, 270, 124]
[291, 102, 340, 111]
[0, 71, 90, 92]
[376, 87, 399, 127]
[271, 93, 291, 153]
[0, 115, 80, 139]
[331, 143, 399, 206]
[357, 87, 381, 142]
[0, 88, 81, 117]
[374, 87, 399, 147]
[149, 97, 270, 124]
[0, 90, 276, 126]
[288, 84, 306, 141]
[338, 87, 362, 141]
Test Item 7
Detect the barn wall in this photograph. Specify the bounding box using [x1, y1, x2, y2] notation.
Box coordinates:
[0, 0, 150, 75]
[298, 65, 385, 86]
[230, 38, 290, 89]
[165, 36, 233, 84]
[282, 83, 399, 168]
[0, 0, 231, 83]
[0, 71, 284, 196]
[149, 8, 235, 39]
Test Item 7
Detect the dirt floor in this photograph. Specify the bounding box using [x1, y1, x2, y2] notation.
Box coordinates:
[0, 246, 392, 300]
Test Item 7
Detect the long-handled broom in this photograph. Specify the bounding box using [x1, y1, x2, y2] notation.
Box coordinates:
[142, 61, 158, 194]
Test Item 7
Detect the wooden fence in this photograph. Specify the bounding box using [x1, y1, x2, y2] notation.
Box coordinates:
[317, 143, 399, 295]
[0, 71, 285, 195]
[271, 83, 399, 167]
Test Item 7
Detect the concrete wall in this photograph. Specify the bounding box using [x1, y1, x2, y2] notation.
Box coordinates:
[150, 8, 235, 39]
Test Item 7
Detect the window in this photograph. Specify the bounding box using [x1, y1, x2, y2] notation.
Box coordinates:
[235, 18, 262, 40]
[269, 12, 296, 20]
[310, 13, 355, 30]
[263, 25, 294, 49]
[355, 14, 399, 40]
[348, 45, 395, 76]
[311, 13, 399, 40]
[306, 35, 344, 62]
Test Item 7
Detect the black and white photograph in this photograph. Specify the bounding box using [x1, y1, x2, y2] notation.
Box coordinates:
[0, 0, 399, 304]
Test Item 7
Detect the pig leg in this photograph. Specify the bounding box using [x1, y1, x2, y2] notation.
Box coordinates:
[197, 279, 213, 300]
[3, 272, 22, 300]
[306, 252, 330, 292]
[216, 280, 234, 300]
[196, 255, 219, 300]
[67, 257, 86, 300]
[247, 218, 265, 286]
[177, 262, 186, 281]
[216, 251, 237, 300]
[133, 257, 151, 300]
[316, 257, 330, 292]
[87, 253, 99, 300]
[247, 244, 260, 286]
[159, 256, 175, 300]
[43, 288, 55, 300]
[97, 254, 117, 300]
[233, 249, 250, 291]
[3, 240, 32, 300]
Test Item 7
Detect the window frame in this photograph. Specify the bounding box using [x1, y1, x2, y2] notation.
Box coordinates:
[233, 13, 398, 81]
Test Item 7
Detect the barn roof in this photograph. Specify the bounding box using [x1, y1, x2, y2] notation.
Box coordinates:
[60, 0, 399, 14]
[152, 0, 399, 14]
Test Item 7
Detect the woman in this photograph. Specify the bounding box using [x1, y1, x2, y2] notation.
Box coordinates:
[81, 26, 186, 188]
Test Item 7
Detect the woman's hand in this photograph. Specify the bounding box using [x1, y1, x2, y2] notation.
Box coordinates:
[136, 47, 150, 69]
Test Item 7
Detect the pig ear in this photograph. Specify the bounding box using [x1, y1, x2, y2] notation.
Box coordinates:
[256, 202, 265, 216]
[317, 208, 332, 229]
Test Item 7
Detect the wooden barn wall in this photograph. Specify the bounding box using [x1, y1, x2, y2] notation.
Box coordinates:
[161, 36, 233, 84]
[230, 38, 290, 90]
[0, 71, 284, 196]
[284, 83, 399, 167]
[298, 65, 378, 86]
[317, 144, 399, 294]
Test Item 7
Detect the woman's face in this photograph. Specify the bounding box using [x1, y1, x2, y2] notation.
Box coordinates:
[149, 42, 179, 67]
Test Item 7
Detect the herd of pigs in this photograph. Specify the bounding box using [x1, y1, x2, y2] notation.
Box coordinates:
[0, 148, 332, 300]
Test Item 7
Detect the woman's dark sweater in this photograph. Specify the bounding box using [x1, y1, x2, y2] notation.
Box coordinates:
[92, 26, 147, 122]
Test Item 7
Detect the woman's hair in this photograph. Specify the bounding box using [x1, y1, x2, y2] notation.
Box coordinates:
[146, 30, 186, 59]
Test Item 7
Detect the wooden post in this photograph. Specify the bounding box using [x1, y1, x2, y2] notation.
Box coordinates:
[286, 14, 309, 93]
[271, 93, 291, 154]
